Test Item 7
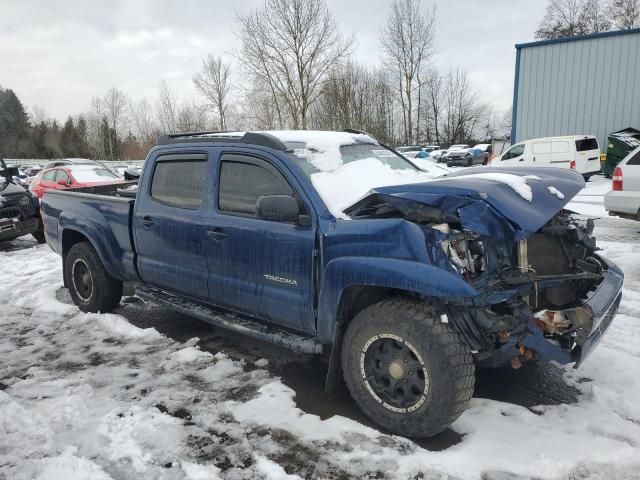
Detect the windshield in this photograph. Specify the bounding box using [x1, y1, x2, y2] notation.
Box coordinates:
[70, 166, 119, 183]
[287, 142, 420, 176]
[287, 142, 440, 219]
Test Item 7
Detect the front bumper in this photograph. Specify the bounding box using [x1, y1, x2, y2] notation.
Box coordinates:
[524, 254, 623, 366]
[0, 216, 40, 241]
[477, 255, 623, 368]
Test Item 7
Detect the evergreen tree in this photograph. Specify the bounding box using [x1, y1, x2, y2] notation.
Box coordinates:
[74, 117, 90, 158]
[0, 87, 29, 157]
[60, 117, 76, 157]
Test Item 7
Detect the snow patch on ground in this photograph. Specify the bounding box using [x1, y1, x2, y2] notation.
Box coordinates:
[2, 226, 640, 479]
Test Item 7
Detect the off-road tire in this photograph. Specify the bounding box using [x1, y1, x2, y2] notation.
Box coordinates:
[341, 298, 475, 438]
[64, 241, 122, 313]
[32, 229, 46, 244]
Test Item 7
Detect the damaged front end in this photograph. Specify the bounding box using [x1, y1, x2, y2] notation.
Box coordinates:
[345, 168, 624, 369]
[445, 211, 623, 369]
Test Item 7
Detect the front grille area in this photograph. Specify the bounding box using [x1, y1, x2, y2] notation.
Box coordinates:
[0, 206, 22, 220]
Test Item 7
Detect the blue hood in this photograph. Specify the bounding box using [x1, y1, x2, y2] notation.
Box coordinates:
[361, 167, 585, 240]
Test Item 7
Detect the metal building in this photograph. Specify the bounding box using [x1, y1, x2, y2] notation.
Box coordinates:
[511, 28, 640, 150]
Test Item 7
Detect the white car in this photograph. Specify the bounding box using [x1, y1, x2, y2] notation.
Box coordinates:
[497, 135, 601, 179]
[604, 146, 640, 220]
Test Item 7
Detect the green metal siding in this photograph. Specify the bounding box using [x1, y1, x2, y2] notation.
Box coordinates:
[512, 30, 640, 150]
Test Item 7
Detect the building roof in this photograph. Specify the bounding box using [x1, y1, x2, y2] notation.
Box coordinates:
[515, 27, 640, 50]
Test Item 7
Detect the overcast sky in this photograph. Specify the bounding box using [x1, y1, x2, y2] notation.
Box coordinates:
[0, 0, 543, 122]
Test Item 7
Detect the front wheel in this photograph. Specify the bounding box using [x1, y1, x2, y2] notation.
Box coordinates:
[341, 299, 475, 438]
[64, 241, 122, 313]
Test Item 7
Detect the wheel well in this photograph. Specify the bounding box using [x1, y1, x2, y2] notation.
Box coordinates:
[61, 229, 90, 287]
[61, 229, 90, 261]
[324, 285, 393, 392]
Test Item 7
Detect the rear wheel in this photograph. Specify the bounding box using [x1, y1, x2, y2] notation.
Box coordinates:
[466, 158, 473, 167]
[64, 241, 122, 313]
[341, 299, 475, 438]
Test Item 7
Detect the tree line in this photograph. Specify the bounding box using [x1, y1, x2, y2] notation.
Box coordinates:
[2, 0, 513, 161]
[536, 0, 639, 39]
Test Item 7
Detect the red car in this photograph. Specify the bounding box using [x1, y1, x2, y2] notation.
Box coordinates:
[30, 164, 123, 199]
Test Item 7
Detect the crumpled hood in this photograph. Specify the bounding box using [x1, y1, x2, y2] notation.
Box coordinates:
[351, 167, 585, 240]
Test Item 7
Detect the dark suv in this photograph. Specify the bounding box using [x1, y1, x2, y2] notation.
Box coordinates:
[0, 158, 45, 243]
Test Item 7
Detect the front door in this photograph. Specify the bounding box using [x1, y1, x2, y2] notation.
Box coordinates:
[500, 143, 526, 166]
[205, 151, 317, 334]
[134, 152, 211, 301]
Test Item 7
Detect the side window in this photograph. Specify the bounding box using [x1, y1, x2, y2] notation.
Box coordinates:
[627, 150, 640, 166]
[54, 170, 70, 184]
[43, 170, 57, 182]
[502, 144, 525, 160]
[151, 158, 207, 209]
[219, 154, 293, 216]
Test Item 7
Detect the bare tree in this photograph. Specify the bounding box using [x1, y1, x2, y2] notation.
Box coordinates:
[176, 100, 208, 132]
[535, 0, 610, 38]
[193, 55, 232, 131]
[582, 0, 612, 31]
[609, 0, 640, 28]
[441, 70, 486, 145]
[86, 96, 107, 159]
[156, 80, 178, 134]
[381, 0, 436, 145]
[237, 0, 354, 129]
[30, 105, 49, 126]
[422, 69, 444, 144]
[102, 87, 128, 160]
[129, 98, 159, 150]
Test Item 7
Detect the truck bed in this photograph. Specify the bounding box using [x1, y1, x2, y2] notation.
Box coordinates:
[41, 182, 140, 282]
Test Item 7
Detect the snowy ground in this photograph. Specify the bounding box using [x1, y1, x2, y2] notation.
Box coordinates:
[2, 179, 640, 479]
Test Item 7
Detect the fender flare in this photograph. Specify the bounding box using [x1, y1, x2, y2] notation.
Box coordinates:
[58, 213, 126, 281]
[317, 256, 477, 392]
[317, 256, 477, 343]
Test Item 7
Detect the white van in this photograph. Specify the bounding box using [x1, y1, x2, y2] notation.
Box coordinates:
[497, 135, 601, 178]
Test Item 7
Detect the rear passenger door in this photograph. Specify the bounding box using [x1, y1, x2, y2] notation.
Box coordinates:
[206, 151, 317, 334]
[134, 152, 211, 301]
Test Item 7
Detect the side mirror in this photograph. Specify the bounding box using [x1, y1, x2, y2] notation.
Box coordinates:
[1, 165, 20, 179]
[57, 178, 68, 186]
[256, 195, 300, 223]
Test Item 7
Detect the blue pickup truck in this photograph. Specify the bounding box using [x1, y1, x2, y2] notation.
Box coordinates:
[41, 130, 623, 438]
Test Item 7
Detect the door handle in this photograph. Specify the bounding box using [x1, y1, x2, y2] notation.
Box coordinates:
[139, 215, 155, 227]
[206, 227, 227, 241]
[519, 157, 525, 161]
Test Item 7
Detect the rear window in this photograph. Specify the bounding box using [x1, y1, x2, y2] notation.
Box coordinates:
[575, 138, 599, 152]
[627, 150, 640, 166]
[70, 167, 119, 183]
[151, 160, 207, 209]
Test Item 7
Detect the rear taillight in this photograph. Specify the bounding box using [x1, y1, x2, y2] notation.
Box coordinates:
[612, 167, 623, 191]
[569, 160, 576, 170]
